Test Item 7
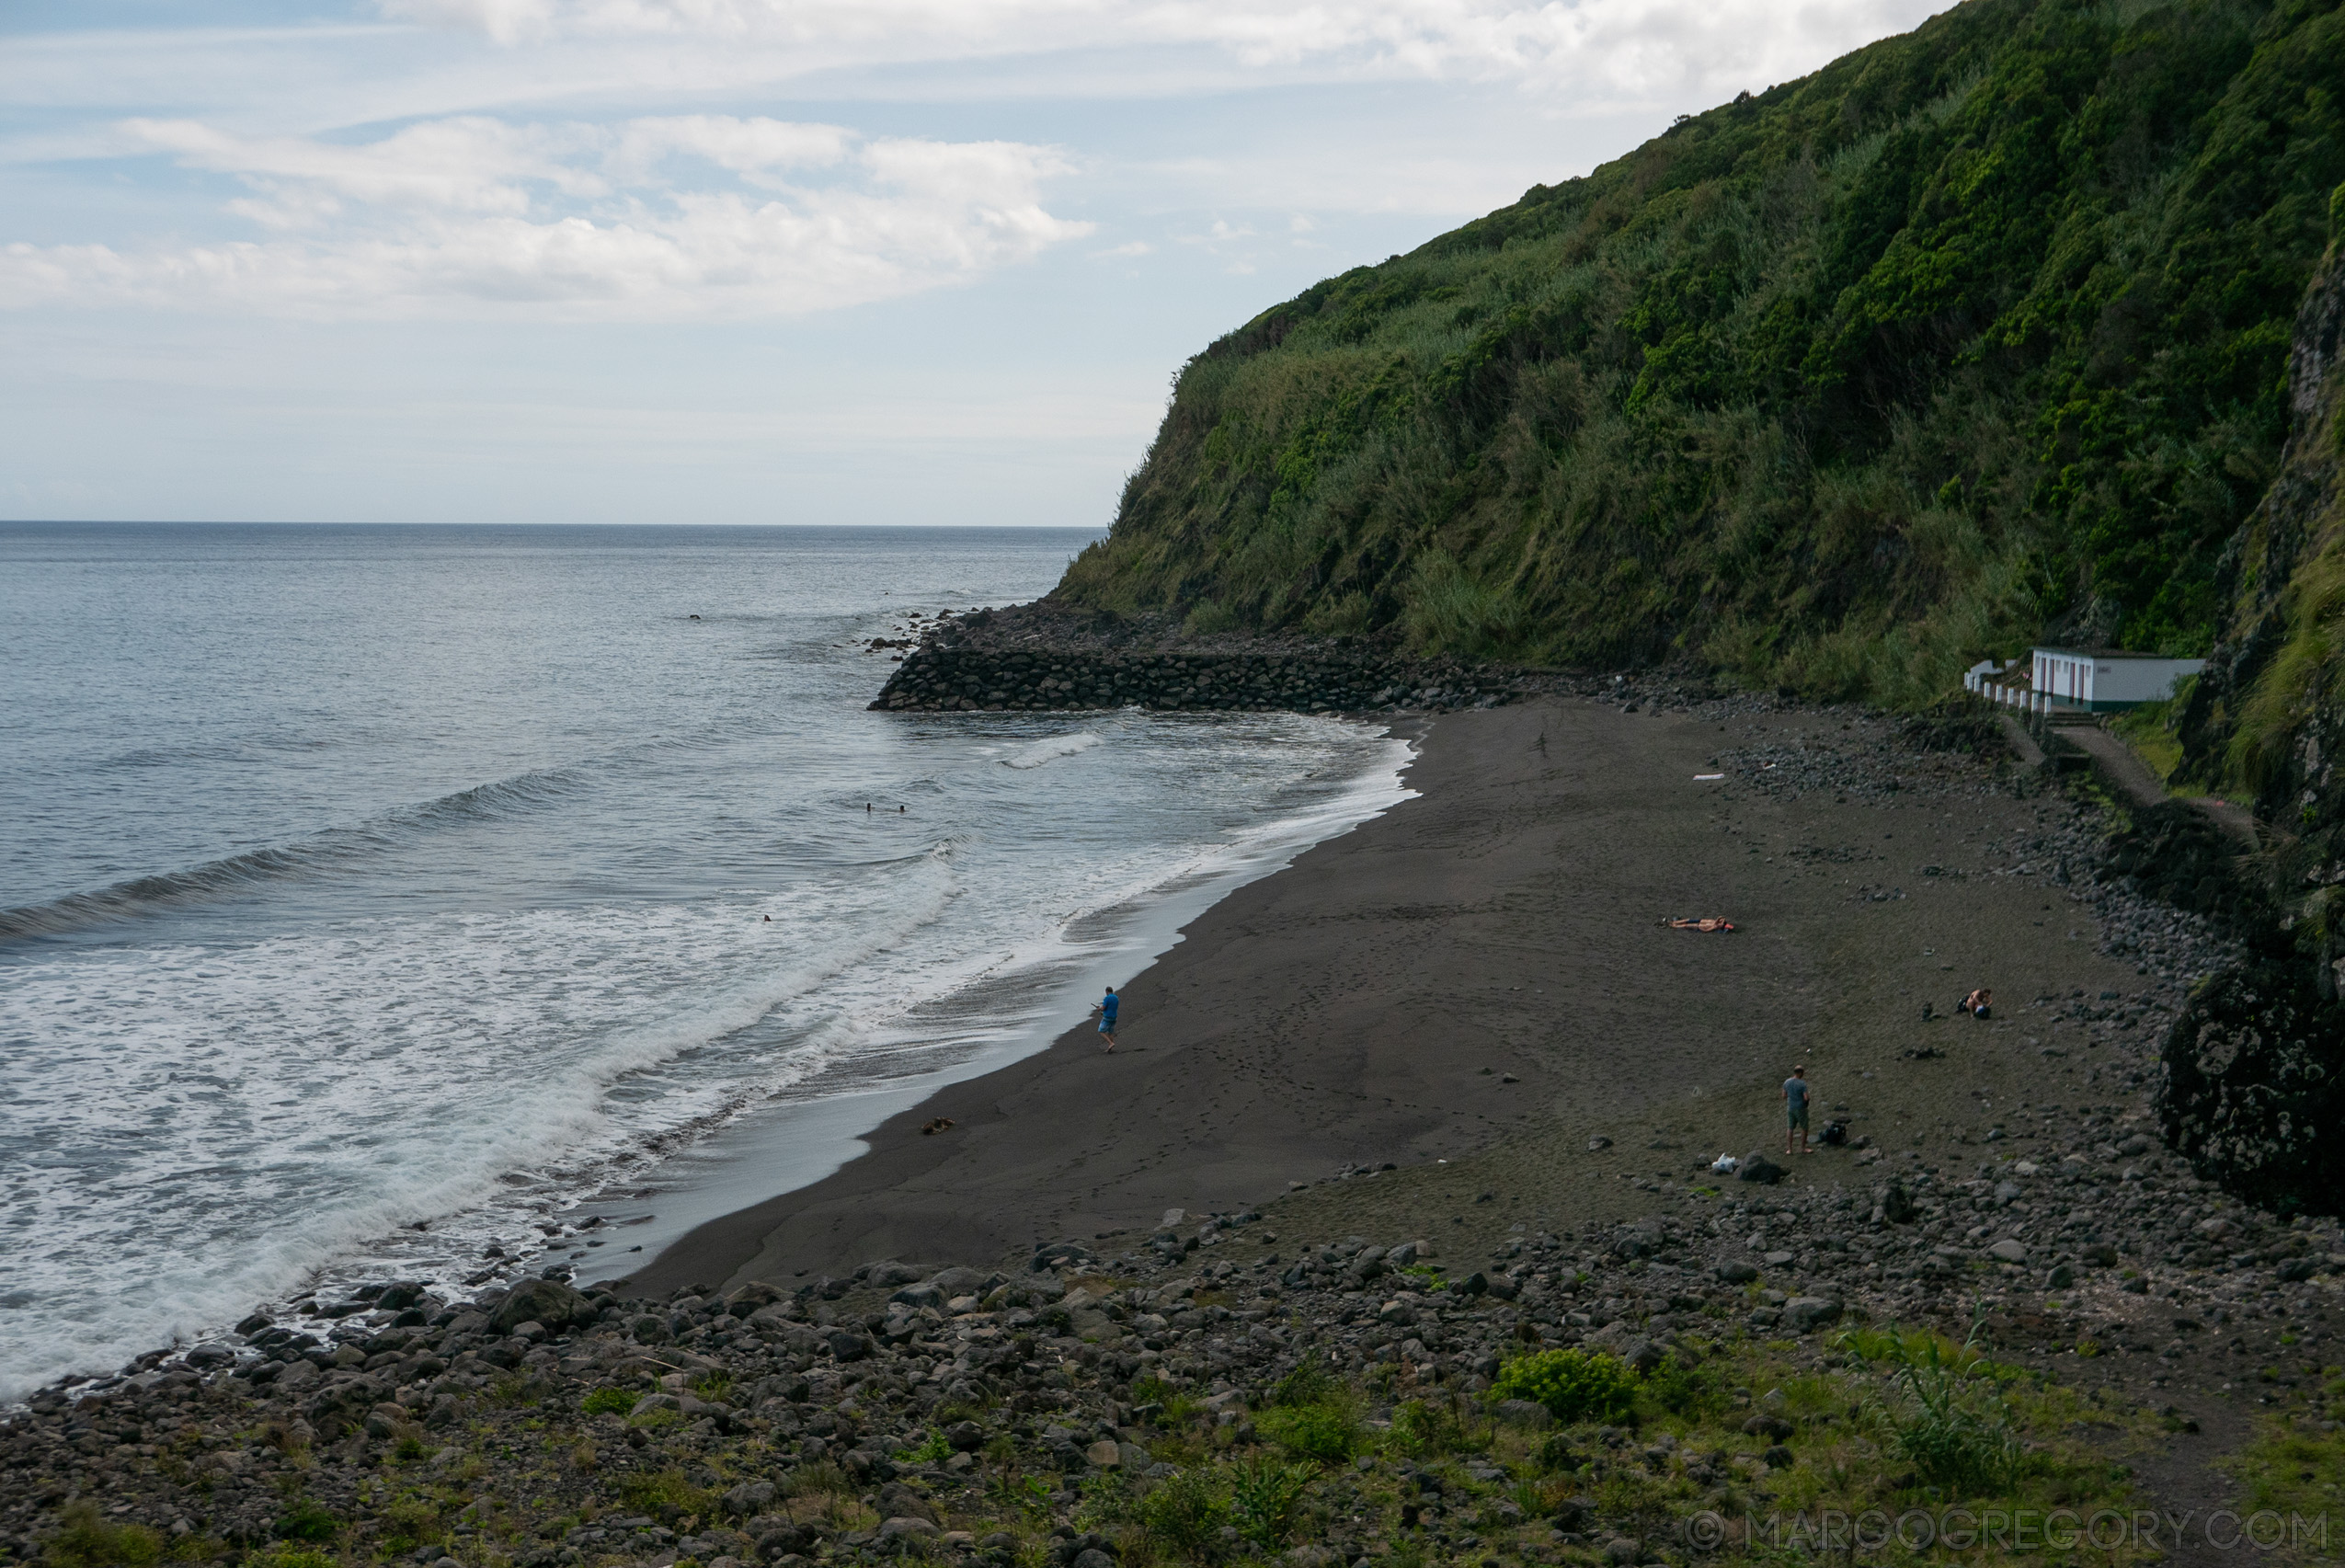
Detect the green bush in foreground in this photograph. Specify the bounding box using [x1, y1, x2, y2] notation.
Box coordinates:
[1227, 1457, 1316, 1549]
[1135, 1469, 1226, 1559]
[269, 1502, 337, 1545]
[1258, 1401, 1364, 1463]
[1490, 1350, 1639, 1425]
[44, 1503, 165, 1568]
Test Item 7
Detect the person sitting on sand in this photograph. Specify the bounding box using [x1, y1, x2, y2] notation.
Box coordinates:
[1784, 1064, 1812, 1155]
[1962, 988, 1993, 1019]
[1094, 986, 1120, 1052]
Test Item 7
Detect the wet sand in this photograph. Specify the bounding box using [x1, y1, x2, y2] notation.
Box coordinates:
[622, 695, 2145, 1294]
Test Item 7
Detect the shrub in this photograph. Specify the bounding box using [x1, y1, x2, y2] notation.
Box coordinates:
[1388, 1399, 1481, 1459]
[895, 1429, 953, 1465]
[271, 1501, 337, 1545]
[1258, 1402, 1362, 1464]
[1264, 1364, 1338, 1409]
[1639, 1356, 1724, 1419]
[619, 1468, 720, 1520]
[1226, 1458, 1315, 1549]
[1489, 1350, 1639, 1425]
[1880, 1344, 2022, 1494]
[45, 1503, 165, 1568]
[1533, 1432, 1588, 1474]
[580, 1387, 637, 1417]
[1135, 1470, 1225, 1559]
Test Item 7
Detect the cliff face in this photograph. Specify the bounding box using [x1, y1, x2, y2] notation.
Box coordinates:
[2179, 216, 2345, 838]
[1050, 0, 2345, 704]
[2144, 211, 2345, 1210]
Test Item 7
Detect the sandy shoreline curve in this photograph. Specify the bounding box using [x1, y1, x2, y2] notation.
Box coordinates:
[621, 690, 2113, 1296]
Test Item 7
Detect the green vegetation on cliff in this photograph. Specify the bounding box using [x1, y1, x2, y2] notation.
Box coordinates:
[1058, 0, 2345, 703]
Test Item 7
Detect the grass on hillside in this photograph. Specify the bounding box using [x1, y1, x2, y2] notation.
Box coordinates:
[1057, 0, 2345, 713]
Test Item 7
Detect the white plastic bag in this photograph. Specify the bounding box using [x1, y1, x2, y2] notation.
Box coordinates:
[1711, 1153, 1740, 1174]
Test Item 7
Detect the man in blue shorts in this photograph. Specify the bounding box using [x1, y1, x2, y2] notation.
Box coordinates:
[1095, 986, 1120, 1052]
[1783, 1064, 1811, 1155]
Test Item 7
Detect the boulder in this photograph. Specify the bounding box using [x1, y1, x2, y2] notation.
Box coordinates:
[1780, 1298, 1841, 1333]
[2157, 954, 2345, 1214]
[928, 1266, 994, 1297]
[1986, 1239, 2030, 1265]
[491, 1278, 587, 1335]
[823, 1329, 875, 1362]
[1738, 1152, 1785, 1185]
[726, 1282, 787, 1311]
[1617, 1339, 1665, 1375]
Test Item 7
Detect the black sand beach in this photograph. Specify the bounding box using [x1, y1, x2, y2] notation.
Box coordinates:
[624, 694, 2151, 1296]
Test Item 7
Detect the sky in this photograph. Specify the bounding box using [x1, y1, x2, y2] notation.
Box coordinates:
[1, 0, 1950, 526]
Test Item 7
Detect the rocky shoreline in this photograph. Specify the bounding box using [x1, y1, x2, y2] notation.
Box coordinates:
[10, 712, 2345, 1568]
[864, 602, 1541, 715]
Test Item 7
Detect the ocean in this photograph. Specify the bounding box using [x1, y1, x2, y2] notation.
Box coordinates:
[0, 523, 1413, 1401]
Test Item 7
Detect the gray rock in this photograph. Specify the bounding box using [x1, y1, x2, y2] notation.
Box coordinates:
[1493, 1399, 1552, 1428]
[1618, 1339, 1665, 1375]
[725, 1482, 776, 1516]
[1780, 1298, 1841, 1333]
[1986, 1239, 2030, 1265]
[1738, 1152, 1785, 1185]
[1714, 1261, 1758, 1284]
[927, 1266, 992, 1297]
[2043, 1263, 2076, 1288]
[491, 1278, 586, 1335]
[1875, 1180, 1917, 1224]
[824, 1328, 875, 1362]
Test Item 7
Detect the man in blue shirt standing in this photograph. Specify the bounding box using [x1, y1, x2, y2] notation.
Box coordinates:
[1095, 986, 1120, 1053]
[1783, 1065, 1811, 1156]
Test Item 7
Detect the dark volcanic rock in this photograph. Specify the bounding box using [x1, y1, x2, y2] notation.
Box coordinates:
[2158, 956, 2345, 1215]
[492, 1278, 589, 1334]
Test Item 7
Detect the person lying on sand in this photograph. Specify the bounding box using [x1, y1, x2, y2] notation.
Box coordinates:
[1663, 917, 1736, 933]
[1784, 1064, 1812, 1155]
[1962, 988, 1993, 1019]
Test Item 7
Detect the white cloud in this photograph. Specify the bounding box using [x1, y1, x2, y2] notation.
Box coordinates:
[0, 116, 1091, 319]
[1092, 240, 1153, 258]
[372, 0, 1947, 102]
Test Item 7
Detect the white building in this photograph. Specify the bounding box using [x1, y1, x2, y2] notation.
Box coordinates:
[1964, 647, 2204, 714]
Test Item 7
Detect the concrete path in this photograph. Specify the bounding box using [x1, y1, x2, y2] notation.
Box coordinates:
[2055, 720, 2258, 843]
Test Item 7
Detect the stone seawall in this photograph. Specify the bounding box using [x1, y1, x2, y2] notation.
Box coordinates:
[868, 645, 1521, 714]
